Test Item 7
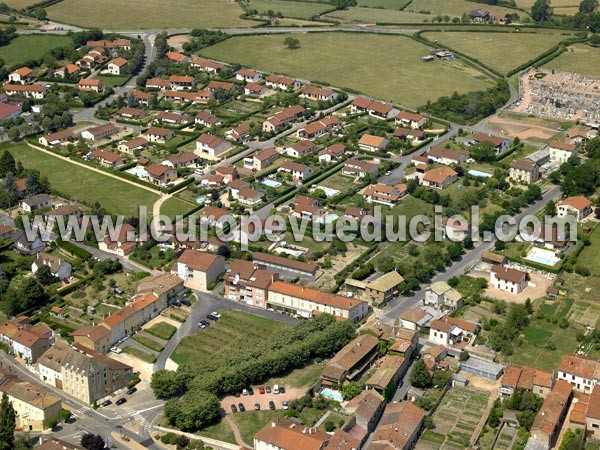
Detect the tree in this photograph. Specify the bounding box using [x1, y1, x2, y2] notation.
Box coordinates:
[80, 433, 105, 450]
[35, 265, 56, 286]
[459, 350, 470, 361]
[0, 151, 15, 177]
[164, 390, 220, 431]
[531, 0, 552, 22]
[283, 37, 300, 50]
[216, 245, 231, 259]
[7, 128, 19, 142]
[33, 8, 47, 20]
[580, 0, 598, 14]
[0, 393, 15, 450]
[410, 360, 433, 389]
[545, 199, 556, 217]
[590, 33, 600, 46]
[341, 381, 363, 400]
[14, 434, 33, 450]
[151, 370, 185, 398]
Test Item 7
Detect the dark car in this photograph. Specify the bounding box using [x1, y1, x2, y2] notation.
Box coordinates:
[231, 404, 237, 413]
[279, 386, 286, 394]
[207, 313, 218, 321]
[173, 302, 182, 307]
[235, 392, 241, 398]
[254, 403, 260, 411]
[238, 403, 245, 412]
[126, 387, 137, 395]
[199, 320, 210, 328]
[269, 401, 275, 411]
[181, 299, 191, 307]
[116, 398, 127, 405]
[265, 385, 271, 393]
[248, 388, 254, 395]
[102, 400, 112, 407]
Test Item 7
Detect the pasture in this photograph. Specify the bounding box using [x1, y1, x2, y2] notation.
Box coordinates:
[2, 0, 38, 8]
[422, 31, 567, 74]
[0, 35, 71, 66]
[544, 44, 600, 77]
[201, 32, 492, 107]
[411, 0, 523, 17]
[6, 143, 159, 216]
[357, 0, 412, 8]
[170, 310, 290, 365]
[47, 0, 252, 29]
[324, 7, 432, 23]
[245, 0, 333, 19]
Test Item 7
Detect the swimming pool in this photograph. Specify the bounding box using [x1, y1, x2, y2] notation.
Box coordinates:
[313, 186, 341, 198]
[126, 166, 149, 179]
[525, 247, 560, 267]
[195, 196, 206, 204]
[320, 388, 344, 402]
[468, 169, 492, 178]
[262, 179, 282, 188]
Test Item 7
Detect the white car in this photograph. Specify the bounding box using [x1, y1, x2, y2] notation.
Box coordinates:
[110, 347, 122, 354]
[385, 171, 392, 176]
[273, 384, 280, 394]
[212, 312, 222, 318]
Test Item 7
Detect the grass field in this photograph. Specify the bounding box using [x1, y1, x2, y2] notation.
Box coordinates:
[422, 31, 566, 74]
[232, 411, 286, 444]
[260, 361, 324, 388]
[3, 0, 37, 8]
[201, 32, 492, 107]
[575, 226, 600, 276]
[160, 196, 198, 219]
[410, 0, 524, 17]
[6, 143, 159, 216]
[357, 0, 412, 8]
[246, 0, 332, 18]
[325, 7, 432, 23]
[171, 310, 290, 365]
[133, 333, 165, 352]
[0, 35, 71, 66]
[123, 346, 156, 363]
[47, 0, 252, 29]
[96, 74, 130, 87]
[146, 322, 177, 340]
[544, 44, 600, 77]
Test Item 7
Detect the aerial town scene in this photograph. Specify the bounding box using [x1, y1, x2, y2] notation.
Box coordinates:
[0, 0, 597, 449]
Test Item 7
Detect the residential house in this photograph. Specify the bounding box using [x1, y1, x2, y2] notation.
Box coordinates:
[283, 140, 315, 158]
[350, 97, 394, 119]
[362, 183, 407, 206]
[38, 130, 77, 147]
[567, 125, 592, 145]
[321, 334, 379, 384]
[469, 8, 491, 21]
[166, 51, 188, 64]
[3, 84, 48, 99]
[8, 67, 33, 84]
[292, 195, 324, 221]
[422, 167, 458, 189]
[265, 74, 301, 90]
[344, 389, 385, 433]
[268, 281, 369, 323]
[146, 126, 174, 144]
[510, 158, 539, 184]
[155, 111, 192, 126]
[300, 85, 337, 102]
[145, 164, 177, 185]
[21, 194, 52, 213]
[190, 57, 225, 74]
[344, 207, 367, 221]
[14, 230, 45, 255]
[278, 160, 311, 180]
[445, 217, 470, 241]
[399, 307, 432, 331]
[358, 134, 389, 152]
[318, 143, 345, 163]
[117, 106, 146, 121]
[490, 265, 527, 294]
[237, 187, 264, 206]
[195, 110, 224, 128]
[91, 150, 127, 168]
[473, 133, 509, 153]
[426, 147, 469, 165]
[584, 385, 600, 440]
[118, 136, 147, 154]
[215, 166, 238, 184]
[195, 134, 232, 160]
[171, 249, 225, 292]
[0, 369, 61, 431]
[206, 80, 237, 92]
[163, 152, 198, 169]
[557, 354, 600, 394]
[342, 158, 379, 178]
[394, 127, 427, 143]
[368, 401, 427, 450]
[36, 438, 84, 450]
[527, 380, 573, 450]
[549, 141, 577, 164]
[297, 116, 340, 140]
[52, 64, 79, 79]
[244, 82, 268, 96]
[429, 315, 480, 346]
[169, 75, 195, 91]
[0, 98, 23, 124]
[106, 57, 128, 75]
[224, 259, 278, 308]
[77, 78, 103, 93]
[32, 252, 72, 280]
[131, 89, 151, 106]
[225, 124, 250, 142]
[500, 365, 554, 398]
[0, 318, 54, 363]
[262, 105, 305, 133]
[424, 281, 463, 311]
[366, 355, 411, 399]
[98, 223, 137, 256]
[395, 111, 427, 129]
[0, 224, 12, 241]
[236, 68, 261, 83]
[557, 196, 592, 221]
[253, 251, 318, 278]
[81, 123, 118, 141]
[245, 147, 279, 171]
[145, 77, 171, 90]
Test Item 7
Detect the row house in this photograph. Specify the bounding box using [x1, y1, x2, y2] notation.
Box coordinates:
[500, 364, 554, 398]
[300, 85, 337, 102]
[3, 84, 48, 99]
[81, 123, 118, 141]
[155, 110, 192, 126]
[265, 74, 301, 90]
[169, 75, 195, 91]
[77, 78, 103, 93]
[262, 104, 305, 133]
[191, 57, 225, 74]
[195, 110, 224, 128]
[351, 97, 394, 119]
[236, 68, 262, 83]
[206, 80, 237, 92]
[0, 317, 54, 363]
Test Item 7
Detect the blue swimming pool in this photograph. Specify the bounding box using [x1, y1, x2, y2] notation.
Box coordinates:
[526, 247, 559, 267]
[468, 169, 492, 178]
[262, 179, 282, 188]
[321, 388, 344, 402]
[196, 196, 206, 204]
[126, 166, 149, 178]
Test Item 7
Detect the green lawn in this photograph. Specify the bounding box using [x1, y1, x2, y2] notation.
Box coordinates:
[146, 322, 177, 340]
[133, 333, 165, 352]
[171, 310, 291, 365]
[325, 7, 431, 23]
[523, 326, 553, 346]
[96, 74, 130, 87]
[410, 0, 525, 18]
[260, 361, 324, 388]
[201, 32, 492, 108]
[195, 418, 236, 444]
[232, 411, 286, 445]
[357, 0, 412, 8]
[246, 0, 333, 19]
[123, 346, 156, 363]
[160, 196, 198, 219]
[422, 31, 567, 74]
[3, 0, 38, 8]
[6, 143, 159, 216]
[0, 35, 71, 66]
[48, 0, 253, 29]
[544, 44, 600, 77]
[577, 226, 600, 276]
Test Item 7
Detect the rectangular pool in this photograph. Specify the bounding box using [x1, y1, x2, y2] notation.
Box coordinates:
[468, 169, 492, 178]
[525, 247, 560, 267]
[320, 388, 344, 402]
[262, 179, 282, 188]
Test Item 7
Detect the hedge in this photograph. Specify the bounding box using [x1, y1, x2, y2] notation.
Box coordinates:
[56, 238, 92, 260]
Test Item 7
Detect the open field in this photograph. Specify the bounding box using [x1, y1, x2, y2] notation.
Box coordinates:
[96, 74, 130, 87]
[171, 310, 290, 365]
[578, 226, 600, 277]
[0, 35, 71, 66]
[160, 196, 198, 218]
[246, 0, 333, 19]
[544, 44, 600, 77]
[3, 0, 38, 8]
[6, 143, 159, 216]
[324, 7, 432, 23]
[413, 0, 524, 17]
[47, 0, 253, 29]
[232, 411, 286, 445]
[201, 32, 492, 107]
[422, 31, 567, 74]
[357, 0, 412, 8]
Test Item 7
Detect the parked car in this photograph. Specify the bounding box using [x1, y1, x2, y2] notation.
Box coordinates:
[110, 347, 122, 354]
[273, 385, 280, 394]
[248, 388, 254, 395]
[173, 302, 182, 307]
[231, 404, 237, 413]
[198, 322, 208, 329]
[126, 387, 137, 395]
[265, 386, 271, 393]
[242, 389, 249, 396]
[385, 170, 392, 176]
[116, 398, 127, 405]
[279, 386, 286, 394]
[282, 401, 289, 410]
[235, 392, 241, 398]
[259, 386, 265, 394]
[181, 299, 191, 307]
[254, 403, 260, 411]
[102, 400, 112, 407]
[269, 401, 275, 410]
[238, 403, 245, 412]
[211, 311, 222, 318]
[207, 313, 218, 321]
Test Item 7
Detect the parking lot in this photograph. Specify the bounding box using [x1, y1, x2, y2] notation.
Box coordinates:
[220, 386, 308, 414]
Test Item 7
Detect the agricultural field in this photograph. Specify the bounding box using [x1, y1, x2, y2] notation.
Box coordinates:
[6, 143, 159, 216]
[170, 310, 290, 365]
[324, 7, 431, 23]
[3, 0, 37, 8]
[47, 0, 253, 29]
[245, 0, 333, 19]
[410, 0, 525, 18]
[357, 0, 412, 8]
[422, 31, 567, 74]
[0, 35, 71, 66]
[160, 196, 198, 219]
[201, 32, 492, 107]
[543, 44, 600, 77]
[415, 387, 490, 450]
